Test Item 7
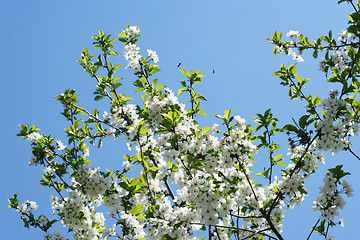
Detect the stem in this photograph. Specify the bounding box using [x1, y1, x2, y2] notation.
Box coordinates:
[350, 0, 358, 13]
[88, 66, 113, 101]
[324, 222, 331, 238]
[230, 213, 264, 219]
[240, 228, 277, 240]
[348, 147, 360, 161]
[235, 207, 240, 240]
[214, 226, 222, 240]
[137, 136, 155, 201]
[150, 158, 176, 200]
[287, 75, 321, 120]
[239, 163, 258, 201]
[266, 131, 320, 216]
[103, 54, 121, 103]
[266, 126, 274, 184]
[209, 225, 212, 240]
[190, 222, 277, 239]
[306, 219, 320, 240]
[259, 209, 284, 240]
[286, 42, 356, 51]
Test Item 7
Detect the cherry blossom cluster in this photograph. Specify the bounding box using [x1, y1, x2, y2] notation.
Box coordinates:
[72, 163, 112, 199]
[147, 49, 159, 63]
[318, 90, 358, 154]
[123, 43, 141, 72]
[122, 25, 140, 41]
[275, 30, 304, 62]
[43, 231, 66, 240]
[26, 132, 42, 143]
[331, 50, 348, 71]
[318, 48, 349, 72]
[16, 200, 38, 215]
[51, 190, 105, 240]
[338, 30, 357, 42]
[313, 173, 354, 222]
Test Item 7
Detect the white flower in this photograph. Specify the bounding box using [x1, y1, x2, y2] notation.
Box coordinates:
[123, 43, 140, 60]
[26, 132, 42, 143]
[338, 30, 353, 42]
[331, 51, 345, 71]
[291, 51, 304, 62]
[102, 224, 116, 240]
[319, 58, 326, 71]
[16, 200, 38, 215]
[28, 155, 36, 165]
[122, 160, 133, 171]
[44, 166, 55, 176]
[123, 43, 141, 72]
[276, 45, 283, 54]
[56, 140, 66, 151]
[124, 25, 140, 40]
[234, 115, 246, 125]
[147, 49, 159, 63]
[286, 30, 300, 38]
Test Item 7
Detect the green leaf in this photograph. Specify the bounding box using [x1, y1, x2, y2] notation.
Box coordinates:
[328, 165, 350, 179]
[137, 214, 146, 220]
[274, 153, 283, 161]
[156, 84, 165, 92]
[178, 88, 186, 96]
[198, 110, 207, 116]
[202, 127, 211, 133]
[299, 115, 310, 129]
[179, 69, 190, 78]
[224, 109, 231, 121]
[313, 50, 318, 59]
[283, 124, 298, 132]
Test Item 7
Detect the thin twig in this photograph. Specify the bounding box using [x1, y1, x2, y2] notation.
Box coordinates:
[240, 228, 277, 240]
[306, 219, 320, 240]
[350, 0, 358, 13]
[190, 223, 277, 239]
[348, 147, 360, 161]
[214, 226, 222, 240]
[230, 213, 264, 219]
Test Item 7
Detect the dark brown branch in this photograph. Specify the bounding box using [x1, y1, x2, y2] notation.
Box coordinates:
[230, 213, 264, 219]
[306, 219, 320, 240]
[348, 146, 360, 161]
[350, 0, 358, 13]
[190, 223, 277, 240]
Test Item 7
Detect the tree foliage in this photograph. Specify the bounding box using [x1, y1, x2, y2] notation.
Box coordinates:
[8, 1, 360, 239]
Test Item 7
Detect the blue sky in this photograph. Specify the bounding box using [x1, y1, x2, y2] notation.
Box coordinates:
[1, 0, 359, 239]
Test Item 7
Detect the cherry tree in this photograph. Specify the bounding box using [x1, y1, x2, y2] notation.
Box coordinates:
[8, 1, 360, 239]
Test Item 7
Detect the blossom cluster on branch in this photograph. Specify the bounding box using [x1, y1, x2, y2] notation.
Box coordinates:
[8, 1, 360, 240]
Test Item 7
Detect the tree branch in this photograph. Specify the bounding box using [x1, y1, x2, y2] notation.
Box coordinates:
[348, 146, 360, 161]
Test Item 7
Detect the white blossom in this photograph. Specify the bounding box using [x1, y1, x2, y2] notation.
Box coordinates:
[26, 132, 42, 143]
[147, 49, 159, 63]
[286, 30, 300, 38]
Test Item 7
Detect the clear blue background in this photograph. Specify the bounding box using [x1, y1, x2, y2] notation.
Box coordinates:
[1, 0, 359, 239]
